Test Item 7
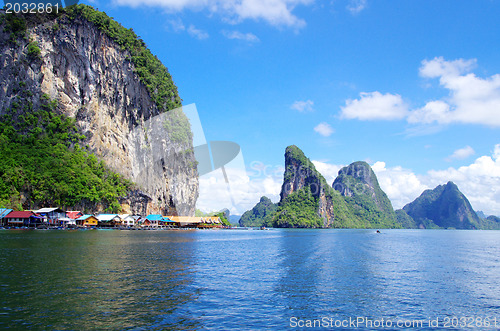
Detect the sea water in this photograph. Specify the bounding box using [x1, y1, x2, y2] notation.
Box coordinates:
[1, 229, 500, 330]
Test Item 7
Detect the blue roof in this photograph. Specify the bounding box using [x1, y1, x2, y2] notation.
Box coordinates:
[146, 214, 164, 221]
[76, 215, 95, 221]
[0, 208, 13, 219]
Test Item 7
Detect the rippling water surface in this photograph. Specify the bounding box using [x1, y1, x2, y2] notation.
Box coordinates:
[1, 229, 500, 329]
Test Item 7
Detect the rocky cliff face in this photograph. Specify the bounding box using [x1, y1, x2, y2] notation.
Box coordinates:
[333, 161, 399, 228]
[0, 9, 198, 215]
[402, 181, 480, 229]
[274, 145, 357, 228]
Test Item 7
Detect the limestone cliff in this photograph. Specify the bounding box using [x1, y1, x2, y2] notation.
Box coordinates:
[0, 7, 198, 215]
[273, 145, 359, 228]
[402, 181, 480, 229]
[333, 161, 400, 228]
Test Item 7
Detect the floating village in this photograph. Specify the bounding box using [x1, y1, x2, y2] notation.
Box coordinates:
[0, 207, 224, 230]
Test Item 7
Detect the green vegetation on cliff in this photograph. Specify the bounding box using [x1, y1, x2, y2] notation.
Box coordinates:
[481, 216, 500, 230]
[0, 6, 188, 213]
[0, 93, 131, 212]
[273, 186, 324, 228]
[240, 147, 496, 230]
[333, 161, 400, 229]
[395, 209, 418, 229]
[402, 181, 482, 229]
[239, 196, 277, 227]
[272, 145, 362, 228]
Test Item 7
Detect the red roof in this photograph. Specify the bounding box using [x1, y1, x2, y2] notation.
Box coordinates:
[4, 211, 36, 219]
[66, 211, 83, 220]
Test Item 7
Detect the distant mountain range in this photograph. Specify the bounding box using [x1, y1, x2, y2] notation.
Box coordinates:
[398, 181, 500, 229]
[240, 145, 500, 230]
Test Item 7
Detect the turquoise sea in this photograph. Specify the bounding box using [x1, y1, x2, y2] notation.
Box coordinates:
[1, 229, 500, 330]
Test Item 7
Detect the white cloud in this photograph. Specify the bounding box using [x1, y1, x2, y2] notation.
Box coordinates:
[197, 160, 283, 215]
[313, 122, 335, 137]
[374, 150, 500, 215]
[231, 0, 311, 28]
[424, 144, 500, 215]
[446, 146, 475, 162]
[112, 0, 313, 28]
[346, 0, 367, 14]
[187, 25, 209, 39]
[222, 30, 260, 42]
[340, 91, 409, 120]
[371, 162, 429, 210]
[419, 57, 476, 79]
[342, 58, 500, 127]
[312, 160, 343, 184]
[291, 99, 314, 112]
[407, 100, 451, 124]
[414, 57, 500, 127]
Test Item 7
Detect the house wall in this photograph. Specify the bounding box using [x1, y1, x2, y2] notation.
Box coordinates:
[83, 219, 98, 227]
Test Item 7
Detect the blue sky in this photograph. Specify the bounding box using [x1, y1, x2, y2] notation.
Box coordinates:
[82, 0, 500, 215]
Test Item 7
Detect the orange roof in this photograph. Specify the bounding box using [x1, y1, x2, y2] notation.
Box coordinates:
[169, 216, 203, 224]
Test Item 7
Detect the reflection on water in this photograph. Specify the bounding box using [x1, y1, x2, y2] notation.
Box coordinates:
[1, 229, 500, 329]
[0, 230, 198, 330]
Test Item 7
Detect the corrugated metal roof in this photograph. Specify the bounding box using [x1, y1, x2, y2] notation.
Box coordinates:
[35, 207, 64, 213]
[0, 208, 13, 219]
[76, 215, 95, 221]
[169, 216, 203, 224]
[66, 211, 83, 219]
[4, 211, 35, 218]
[96, 214, 119, 221]
[145, 214, 163, 221]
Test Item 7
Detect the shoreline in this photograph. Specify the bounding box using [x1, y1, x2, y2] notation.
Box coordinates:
[0, 226, 229, 231]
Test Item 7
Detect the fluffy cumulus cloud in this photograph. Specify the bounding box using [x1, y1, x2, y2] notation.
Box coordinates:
[112, 0, 314, 28]
[197, 164, 283, 215]
[414, 57, 500, 126]
[343, 57, 500, 127]
[419, 57, 476, 78]
[446, 146, 475, 162]
[370, 161, 429, 210]
[222, 30, 260, 42]
[313, 122, 334, 137]
[406, 100, 451, 125]
[340, 91, 409, 120]
[291, 99, 314, 112]
[375, 149, 500, 215]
